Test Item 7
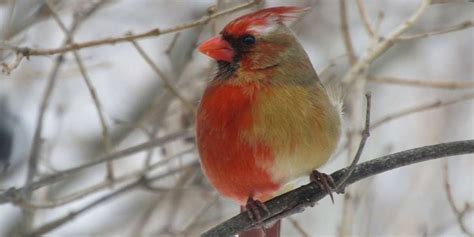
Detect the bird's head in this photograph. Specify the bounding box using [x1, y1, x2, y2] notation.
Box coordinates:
[198, 7, 308, 76]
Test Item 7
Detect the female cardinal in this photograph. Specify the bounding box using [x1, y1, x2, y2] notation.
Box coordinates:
[196, 6, 341, 236]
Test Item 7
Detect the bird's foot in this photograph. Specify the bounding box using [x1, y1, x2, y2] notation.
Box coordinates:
[244, 196, 270, 224]
[309, 170, 335, 203]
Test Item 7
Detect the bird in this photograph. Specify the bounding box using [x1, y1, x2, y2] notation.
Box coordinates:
[196, 6, 342, 237]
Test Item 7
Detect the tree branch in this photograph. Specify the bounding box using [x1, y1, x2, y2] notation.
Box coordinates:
[27, 161, 200, 236]
[339, 0, 357, 65]
[20, 1, 94, 230]
[371, 92, 474, 129]
[0, 0, 260, 58]
[368, 76, 474, 90]
[356, 0, 375, 37]
[342, 0, 432, 85]
[0, 130, 192, 205]
[46, 2, 116, 180]
[130, 40, 196, 113]
[397, 20, 474, 41]
[202, 140, 474, 237]
[443, 160, 473, 236]
[335, 93, 371, 192]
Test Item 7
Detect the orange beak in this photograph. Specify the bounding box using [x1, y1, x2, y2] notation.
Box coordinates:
[198, 36, 234, 63]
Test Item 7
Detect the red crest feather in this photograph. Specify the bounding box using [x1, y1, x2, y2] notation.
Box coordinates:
[222, 6, 307, 36]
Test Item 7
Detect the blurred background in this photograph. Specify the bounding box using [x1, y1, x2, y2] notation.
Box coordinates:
[0, 0, 473, 236]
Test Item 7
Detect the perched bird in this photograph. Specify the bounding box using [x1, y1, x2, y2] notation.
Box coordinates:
[196, 6, 342, 236]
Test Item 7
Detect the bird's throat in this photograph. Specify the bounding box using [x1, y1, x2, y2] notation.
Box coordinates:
[216, 61, 239, 80]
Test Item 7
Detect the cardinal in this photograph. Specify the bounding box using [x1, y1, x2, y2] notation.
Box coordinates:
[196, 6, 342, 237]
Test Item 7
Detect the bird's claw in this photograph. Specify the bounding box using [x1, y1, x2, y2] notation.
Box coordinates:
[310, 170, 335, 203]
[245, 197, 270, 224]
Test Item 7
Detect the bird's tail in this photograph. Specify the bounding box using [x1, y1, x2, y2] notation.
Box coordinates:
[239, 220, 281, 237]
[318, 54, 348, 119]
[239, 206, 281, 237]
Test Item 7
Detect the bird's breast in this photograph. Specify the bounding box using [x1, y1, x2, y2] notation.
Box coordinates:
[196, 81, 341, 203]
[196, 82, 279, 204]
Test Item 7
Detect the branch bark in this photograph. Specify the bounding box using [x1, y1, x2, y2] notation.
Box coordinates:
[0, 0, 260, 57]
[339, 0, 357, 65]
[368, 76, 474, 90]
[342, 0, 432, 85]
[202, 140, 474, 237]
[0, 130, 192, 205]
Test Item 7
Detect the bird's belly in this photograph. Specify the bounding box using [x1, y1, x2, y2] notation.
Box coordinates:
[268, 143, 334, 183]
[196, 83, 281, 204]
[197, 125, 281, 204]
[196, 82, 341, 203]
[247, 85, 342, 184]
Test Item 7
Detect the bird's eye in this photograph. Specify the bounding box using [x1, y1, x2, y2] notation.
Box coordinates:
[241, 35, 256, 45]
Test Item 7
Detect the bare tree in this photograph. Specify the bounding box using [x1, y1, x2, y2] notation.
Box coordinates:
[0, 0, 472, 236]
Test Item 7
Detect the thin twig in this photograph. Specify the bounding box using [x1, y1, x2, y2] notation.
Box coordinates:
[181, 194, 220, 235]
[21, 54, 64, 233]
[130, 192, 166, 237]
[6, 147, 194, 210]
[368, 76, 474, 90]
[0, 130, 192, 204]
[72, 52, 114, 179]
[371, 93, 474, 129]
[429, 208, 474, 236]
[28, 160, 200, 236]
[163, 168, 197, 232]
[23, 56, 64, 189]
[165, 33, 181, 55]
[137, 167, 199, 236]
[1, 51, 25, 75]
[130, 40, 196, 113]
[431, 0, 471, 4]
[0, 0, 260, 58]
[336, 93, 371, 192]
[339, 0, 357, 65]
[20, 0, 99, 230]
[443, 160, 473, 236]
[143, 125, 160, 168]
[287, 217, 311, 237]
[356, 0, 375, 37]
[46, 2, 115, 181]
[202, 140, 474, 236]
[373, 11, 385, 35]
[398, 20, 474, 41]
[20, 13, 66, 235]
[342, 0, 432, 85]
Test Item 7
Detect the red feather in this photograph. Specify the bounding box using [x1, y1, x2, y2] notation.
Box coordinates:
[223, 6, 306, 36]
[196, 6, 338, 237]
[196, 81, 280, 204]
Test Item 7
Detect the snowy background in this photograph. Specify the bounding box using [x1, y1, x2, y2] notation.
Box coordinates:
[0, 0, 473, 236]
